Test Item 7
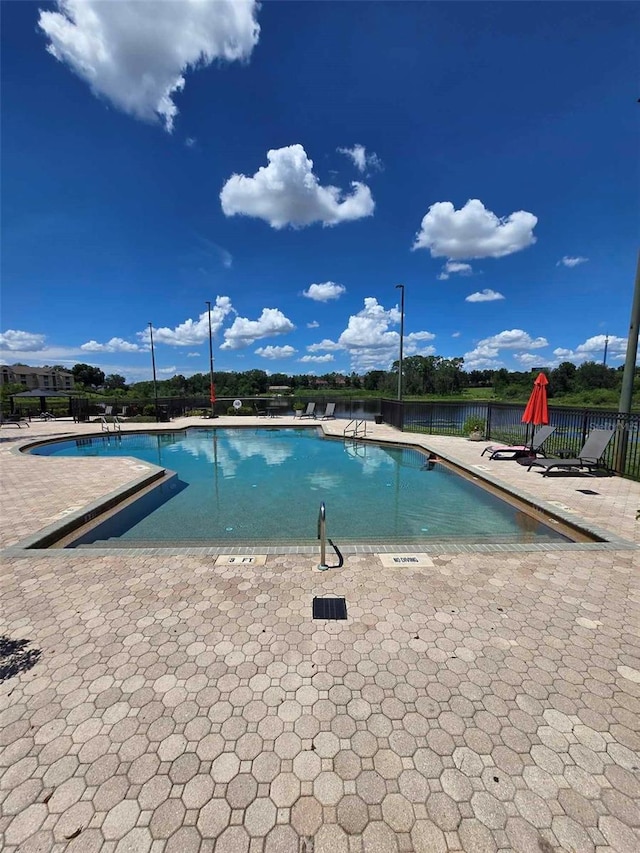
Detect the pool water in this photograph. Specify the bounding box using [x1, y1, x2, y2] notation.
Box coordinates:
[32, 428, 568, 545]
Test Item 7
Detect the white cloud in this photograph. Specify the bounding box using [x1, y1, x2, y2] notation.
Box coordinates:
[307, 321, 319, 329]
[465, 289, 505, 303]
[221, 308, 295, 350]
[307, 338, 343, 353]
[483, 329, 548, 350]
[141, 296, 234, 346]
[303, 282, 346, 302]
[307, 297, 435, 371]
[299, 354, 334, 364]
[338, 298, 401, 351]
[557, 256, 588, 268]
[187, 352, 200, 358]
[220, 144, 375, 229]
[337, 144, 383, 173]
[514, 353, 547, 368]
[462, 350, 503, 370]
[185, 137, 196, 149]
[81, 337, 145, 352]
[157, 366, 177, 375]
[413, 199, 537, 260]
[553, 334, 626, 364]
[438, 261, 473, 280]
[451, 331, 461, 338]
[210, 243, 233, 269]
[38, 0, 260, 132]
[255, 345, 297, 360]
[463, 329, 548, 370]
[0, 329, 46, 351]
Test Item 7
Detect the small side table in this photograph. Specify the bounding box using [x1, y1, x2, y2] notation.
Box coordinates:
[555, 448, 574, 459]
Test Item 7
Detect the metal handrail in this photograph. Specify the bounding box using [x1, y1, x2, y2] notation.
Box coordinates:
[317, 502, 328, 570]
[99, 416, 109, 433]
[113, 416, 122, 433]
[343, 418, 367, 438]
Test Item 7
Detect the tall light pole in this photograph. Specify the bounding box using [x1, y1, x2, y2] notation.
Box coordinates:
[206, 300, 217, 419]
[148, 322, 158, 422]
[619, 251, 640, 415]
[603, 334, 609, 366]
[615, 250, 640, 475]
[395, 284, 405, 401]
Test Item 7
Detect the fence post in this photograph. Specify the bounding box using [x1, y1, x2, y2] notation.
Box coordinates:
[486, 402, 493, 441]
[581, 411, 589, 448]
[614, 415, 629, 476]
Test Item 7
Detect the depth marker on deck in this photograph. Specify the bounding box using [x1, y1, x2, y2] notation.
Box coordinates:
[215, 554, 267, 566]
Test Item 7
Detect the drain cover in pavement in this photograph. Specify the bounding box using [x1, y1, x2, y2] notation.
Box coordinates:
[312, 597, 347, 620]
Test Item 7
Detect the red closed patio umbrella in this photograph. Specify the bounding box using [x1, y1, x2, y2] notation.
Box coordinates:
[522, 372, 549, 448]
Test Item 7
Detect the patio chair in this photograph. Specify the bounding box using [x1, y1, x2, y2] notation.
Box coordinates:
[0, 413, 30, 428]
[298, 402, 317, 419]
[526, 428, 615, 476]
[482, 425, 556, 460]
[254, 403, 267, 417]
[320, 402, 336, 420]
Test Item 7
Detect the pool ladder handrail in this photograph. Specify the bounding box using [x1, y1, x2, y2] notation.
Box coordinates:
[317, 502, 328, 571]
[343, 418, 367, 438]
[99, 415, 122, 434]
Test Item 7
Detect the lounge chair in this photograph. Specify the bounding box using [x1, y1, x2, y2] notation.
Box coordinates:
[526, 428, 615, 476]
[0, 413, 30, 428]
[482, 425, 556, 460]
[320, 402, 336, 420]
[254, 403, 267, 417]
[298, 402, 317, 419]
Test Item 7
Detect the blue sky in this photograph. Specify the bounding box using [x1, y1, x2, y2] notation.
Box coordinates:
[1, 1, 638, 382]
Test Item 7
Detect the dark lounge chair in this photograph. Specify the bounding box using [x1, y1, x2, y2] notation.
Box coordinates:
[526, 428, 615, 476]
[320, 402, 336, 420]
[0, 413, 30, 428]
[254, 403, 267, 417]
[482, 425, 556, 460]
[298, 403, 317, 419]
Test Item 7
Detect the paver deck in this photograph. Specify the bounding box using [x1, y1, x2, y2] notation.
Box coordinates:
[1, 416, 639, 852]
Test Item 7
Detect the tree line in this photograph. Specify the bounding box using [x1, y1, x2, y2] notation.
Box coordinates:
[55, 357, 633, 406]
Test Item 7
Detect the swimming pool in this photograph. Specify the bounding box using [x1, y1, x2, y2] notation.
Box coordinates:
[32, 428, 569, 546]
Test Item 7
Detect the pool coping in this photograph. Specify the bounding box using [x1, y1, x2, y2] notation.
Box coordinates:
[3, 424, 637, 557]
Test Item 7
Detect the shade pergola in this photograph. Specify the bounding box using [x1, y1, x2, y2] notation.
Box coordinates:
[10, 389, 79, 416]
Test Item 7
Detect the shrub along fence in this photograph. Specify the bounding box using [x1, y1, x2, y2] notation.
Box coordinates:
[380, 399, 640, 480]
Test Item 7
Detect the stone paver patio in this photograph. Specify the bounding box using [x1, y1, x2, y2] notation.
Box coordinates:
[1, 416, 639, 852]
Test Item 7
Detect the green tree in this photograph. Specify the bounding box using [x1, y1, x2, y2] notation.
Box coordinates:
[363, 370, 388, 391]
[104, 374, 128, 392]
[549, 361, 577, 396]
[0, 382, 24, 401]
[72, 363, 105, 389]
[575, 361, 617, 391]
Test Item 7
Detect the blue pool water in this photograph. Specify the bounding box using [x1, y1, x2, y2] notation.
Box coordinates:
[32, 428, 568, 545]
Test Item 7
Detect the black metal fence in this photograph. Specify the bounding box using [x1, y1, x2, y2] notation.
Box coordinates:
[6, 395, 385, 422]
[380, 399, 640, 480]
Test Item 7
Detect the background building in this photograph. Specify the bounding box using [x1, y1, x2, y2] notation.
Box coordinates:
[0, 364, 74, 391]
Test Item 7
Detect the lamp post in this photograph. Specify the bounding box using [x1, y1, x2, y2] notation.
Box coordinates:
[395, 284, 405, 401]
[148, 321, 159, 422]
[206, 300, 217, 419]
